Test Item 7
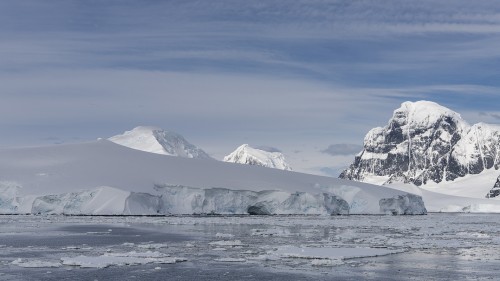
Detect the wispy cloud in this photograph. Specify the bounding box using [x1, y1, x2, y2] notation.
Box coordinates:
[479, 112, 500, 120]
[321, 144, 363, 156]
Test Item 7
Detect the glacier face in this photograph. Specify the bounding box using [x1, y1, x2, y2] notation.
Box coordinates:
[32, 186, 131, 215]
[0, 184, 426, 216]
[340, 101, 500, 198]
[109, 126, 213, 159]
[224, 144, 292, 171]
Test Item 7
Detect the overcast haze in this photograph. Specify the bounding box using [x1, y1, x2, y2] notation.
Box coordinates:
[2, 0, 500, 176]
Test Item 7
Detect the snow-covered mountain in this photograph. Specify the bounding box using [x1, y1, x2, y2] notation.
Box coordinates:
[109, 126, 213, 159]
[340, 101, 500, 198]
[224, 144, 292, 171]
[0, 140, 427, 215]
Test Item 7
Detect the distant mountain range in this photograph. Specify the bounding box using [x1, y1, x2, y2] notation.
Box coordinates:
[109, 127, 292, 171]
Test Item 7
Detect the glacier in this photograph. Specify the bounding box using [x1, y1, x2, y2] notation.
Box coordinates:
[0, 140, 425, 215]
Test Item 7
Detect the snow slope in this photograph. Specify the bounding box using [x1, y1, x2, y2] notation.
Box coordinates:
[0, 140, 424, 215]
[109, 126, 213, 159]
[224, 144, 292, 171]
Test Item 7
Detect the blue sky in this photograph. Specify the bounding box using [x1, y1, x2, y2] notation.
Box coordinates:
[1, 0, 500, 175]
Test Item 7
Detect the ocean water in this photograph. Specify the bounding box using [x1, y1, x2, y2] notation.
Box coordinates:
[0, 214, 498, 280]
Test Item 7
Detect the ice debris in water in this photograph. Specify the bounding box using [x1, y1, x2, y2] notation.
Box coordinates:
[11, 258, 62, 268]
[269, 246, 403, 260]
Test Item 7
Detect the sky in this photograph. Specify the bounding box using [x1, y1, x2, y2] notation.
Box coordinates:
[1, 0, 500, 176]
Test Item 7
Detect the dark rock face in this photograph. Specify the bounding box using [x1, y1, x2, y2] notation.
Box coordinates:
[486, 177, 500, 198]
[340, 101, 500, 192]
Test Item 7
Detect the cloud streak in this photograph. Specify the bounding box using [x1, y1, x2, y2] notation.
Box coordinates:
[322, 144, 363, 156]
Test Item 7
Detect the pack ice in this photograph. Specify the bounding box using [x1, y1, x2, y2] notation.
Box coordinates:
[0, 140, 425, 215]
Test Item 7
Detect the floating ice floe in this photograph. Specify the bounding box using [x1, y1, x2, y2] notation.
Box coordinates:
[269, 246, 403, 260]
[11, 258, 62, 268]
[60, 251, 186, 268]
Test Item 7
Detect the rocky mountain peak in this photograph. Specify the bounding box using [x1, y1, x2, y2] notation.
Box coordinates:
[340, 101, 500, 196]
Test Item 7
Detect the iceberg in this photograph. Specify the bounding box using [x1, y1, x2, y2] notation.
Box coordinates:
[0, 140, 426, 215]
